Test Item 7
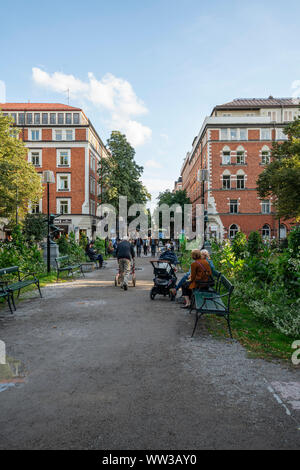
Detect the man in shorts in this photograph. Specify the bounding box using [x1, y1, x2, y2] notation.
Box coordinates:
[116, 236, 135, 291]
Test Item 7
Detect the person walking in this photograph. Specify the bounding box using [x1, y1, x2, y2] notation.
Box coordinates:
[151, 238, 156, 257]
[116, 236, 135, 291]
[136, 237, 142, 257]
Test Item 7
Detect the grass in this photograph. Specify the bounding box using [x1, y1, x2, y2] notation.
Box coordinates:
[203, 294, 297, 363]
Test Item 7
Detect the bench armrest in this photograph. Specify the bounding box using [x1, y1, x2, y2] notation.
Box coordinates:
[19, 271, 38, 281]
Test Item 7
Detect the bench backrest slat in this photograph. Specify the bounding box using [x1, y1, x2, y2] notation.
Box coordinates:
[0, 266, 19, 276]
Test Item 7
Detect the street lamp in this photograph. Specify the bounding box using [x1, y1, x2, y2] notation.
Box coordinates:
[42, 171, 55, 273]
[197, 169, 211, 252]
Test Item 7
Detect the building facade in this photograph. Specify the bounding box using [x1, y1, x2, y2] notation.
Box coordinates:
[176, 97, 300, 241]
[0, 103, 110, 240]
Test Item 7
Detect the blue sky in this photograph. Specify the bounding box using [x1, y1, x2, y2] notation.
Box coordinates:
[1, 0, 300, 203]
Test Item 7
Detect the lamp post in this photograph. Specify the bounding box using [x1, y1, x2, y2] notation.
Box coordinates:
[197, 168, 211, 252]
[42, 171, 55, 273]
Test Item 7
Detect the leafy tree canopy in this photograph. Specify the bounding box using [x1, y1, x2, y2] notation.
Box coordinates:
[99, 131, 150, 210]
[157, 189, 191, 208]
[257, 116, 300, 220]
[0, 113, 43, 222]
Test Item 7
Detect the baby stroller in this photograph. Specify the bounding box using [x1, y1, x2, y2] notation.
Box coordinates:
[114, 262, 136, 287]
[150, 260, 177, 301]
[159, 250, 179, 265]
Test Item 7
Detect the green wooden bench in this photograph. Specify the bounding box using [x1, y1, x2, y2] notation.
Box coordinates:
[190, 274, 234, 338]
[0, 283, 14, 314]
[55, 256, 85, 280]
[0, 266, 42, 312]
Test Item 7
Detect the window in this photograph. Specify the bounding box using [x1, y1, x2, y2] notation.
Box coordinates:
[54, 129, 73, 141]
[58, 174, 70, 192]
[262, 224, 270, 238]
[284, 110, 293, 121]
[90, 177, 95, 195]
[90, 155, 96, 171]
[222, 174, 231, 189]
[11, 113, 17, 123]
[18, 113, 25, 125]
[229, 224, 238, 239]
[34, 113, 40, 124]
[261, 150, 270, 165]
[26, 113, 32, 124]
[222, 151, 231, 165]
[57, 199, 70, 214]
[222, 113, 232, 117]
[221, 129, 228, 140]
[58, 113, 64, 124]
[236, 151, 245, 164]
[30, 130, 40, 141]
[50, 113, 56, 124]
[230, 200, 238, 214]
[65, 129, 73, 141]
[57, 150, 70, 167]
[236, 175, 245, 189]
[66, 113, 72, 124]
[276, 128, 288, 140]
[42, 113, 48, 124]
[90, 200, 96, 215]
[55, 130, 63, 141]
[261, 129, 271, 140]
[31, 203, 40, 214]
[230, 129, 237, 140]
[239, 129, 247, 140]
[73, 113, 80, 124]
[30, 151, 41, 167]
[261, 200, 270, 214]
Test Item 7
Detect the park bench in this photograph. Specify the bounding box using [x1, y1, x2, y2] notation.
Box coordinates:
[0, 266, 42, 312]
[190, 274, 234, 339]
[0, 283, 14, 314]
[55, 256, 85, 280]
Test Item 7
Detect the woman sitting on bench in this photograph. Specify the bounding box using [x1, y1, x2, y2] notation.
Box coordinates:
[85, 241, 103, 268]
[180, 249, 212, 309]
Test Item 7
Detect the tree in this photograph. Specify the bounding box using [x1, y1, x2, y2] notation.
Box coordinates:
[99, 131, 150, 211]
[22, 213, 47, 242]
[157, 189, 191, 208]
[257, 116, 300, 221]
[0, 113, 43, 222]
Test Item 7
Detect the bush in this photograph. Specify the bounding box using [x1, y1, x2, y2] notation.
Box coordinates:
[22, 213, 47, 242]
[288, 226, 300, 257]
[0, 225, 45, 273]
[56, 233, 86, 263]
[247, 231, 263, 256]
[231, 231, 247, 259]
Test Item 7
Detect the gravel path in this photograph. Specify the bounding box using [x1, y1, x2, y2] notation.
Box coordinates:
[0, 257, 299, 449]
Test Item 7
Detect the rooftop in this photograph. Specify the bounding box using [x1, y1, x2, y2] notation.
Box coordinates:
[214, 97, 299, 110]
[0, 103, 82, 111]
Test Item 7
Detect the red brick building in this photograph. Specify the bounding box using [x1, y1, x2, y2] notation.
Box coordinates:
[0, 103, 110, 240]
[177, 97, 300, 241]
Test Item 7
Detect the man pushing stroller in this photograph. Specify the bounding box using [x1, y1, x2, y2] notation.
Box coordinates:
[116, 236, 135, 291]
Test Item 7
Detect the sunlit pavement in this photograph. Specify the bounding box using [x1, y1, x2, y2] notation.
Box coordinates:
[0, 256, 299, 449]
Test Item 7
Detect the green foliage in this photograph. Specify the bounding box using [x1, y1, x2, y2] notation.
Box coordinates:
[231, 231, 247, 259]
[247, 231, 263, 256]
[79, 232, 88, 250]
[288, 225, 300, 256]
[0, 112, 43, 222]
[257, 116, 300, 220]
[157, 189, 191, 208]
[210, 230, 300, 338]
[94, 237, 105, 254]
[22, 213, 47, 242]
[56, 233, 86, 263]
[0, 225, 45, 273]
[100, 131, 150, 210]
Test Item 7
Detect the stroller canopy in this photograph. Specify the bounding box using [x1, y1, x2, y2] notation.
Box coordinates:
[159, 250, 179, 265]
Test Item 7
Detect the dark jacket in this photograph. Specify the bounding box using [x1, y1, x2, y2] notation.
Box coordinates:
[116, 240, 135, 260]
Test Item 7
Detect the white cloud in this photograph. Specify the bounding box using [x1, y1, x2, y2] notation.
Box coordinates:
[32, 67, 152, 146]
[0, 80, 6, 102]
[142, 177, 174, 193]
[145, 159, 163, 169]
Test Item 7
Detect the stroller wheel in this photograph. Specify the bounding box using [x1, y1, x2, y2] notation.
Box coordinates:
[150, 287, 156, 300]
